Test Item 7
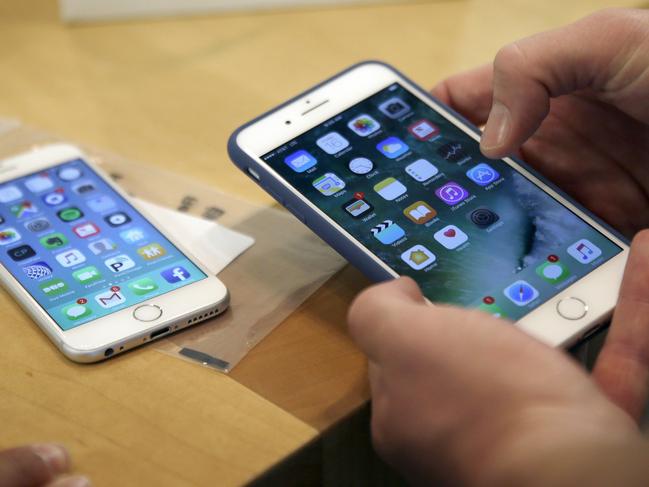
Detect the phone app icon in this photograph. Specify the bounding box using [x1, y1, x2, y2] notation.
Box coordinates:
[468, 207, 500, 228]
[313, 173, 345, 196]
[285, 150, 317, 173]
[316, 132, 350, 155]
[120, 227, 146, 244]
[435, 181, 470, 206]
[104, 254, 136, 273]
[437, 141, 470, 164]
[73, 222, 100, 238]
[403, 201, 437, 224]
[161, 266, 191, 283]
[25, 217, 51, 233]
[87, 195, 116, 213]
[72, 181, 96, 195]
[137, 243, 166, 261]
[536, 256, 570, 284]
[434, 224, 468, 250]
[0, 185, 23, 203]
[466, 163, 500, 186]
[376, 136, 409, 159]
[25, 174, 54, 193]
[11, 201, 38, 219]
[348, 157, 374, 175]
[478, 296, 506, 318]
[55, 249, 86, 268]
[401, 244, 436, 270]
[42, 190, 67, 206]
[63, 302, 92, 320]
[8, 244, 36, 262]
[57, 166, 82, 182]
[378, 97, 410, 119]
[88, 238, 117, 255]
[373, 177, 407, 201]
[408, 119, 440, 141]
[128, 277, 159, 295]
[0, 228, 21, 246]
[39, 232, 68, 249]
[342, 196, 373, 218]
[405, 159, 438, 182]
[105, 211, 131, 227]
[22, 261, 53, 280]
[95, 287, 126, 309]
[72, 265, 102, 284]
[503, 280, 539, 306]
[370, 220, 406, 245]
[40, 278, 69, 297]
[567, 239, 602, 264]
[57, 207, 84, 222]
[347, 114, 381, 137]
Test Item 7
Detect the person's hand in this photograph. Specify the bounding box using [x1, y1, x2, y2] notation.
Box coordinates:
[348, 231, 649, 486]
[0, 444, 89, 487]
[432, 8, 649, 238]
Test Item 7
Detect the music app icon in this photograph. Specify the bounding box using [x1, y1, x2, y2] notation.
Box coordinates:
[434, 181, 470, 206]
[55, 248, 86, 268]
[567, 239, 602, 264]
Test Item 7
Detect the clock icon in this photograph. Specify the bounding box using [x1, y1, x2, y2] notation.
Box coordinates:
[348, 157, 374, 175]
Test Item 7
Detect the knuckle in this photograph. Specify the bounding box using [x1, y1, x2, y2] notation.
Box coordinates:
[493, 41, 527, 74]
[0, 447, 54, 486]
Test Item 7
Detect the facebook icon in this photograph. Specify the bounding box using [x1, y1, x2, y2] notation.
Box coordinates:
[161, 266, 191, 283]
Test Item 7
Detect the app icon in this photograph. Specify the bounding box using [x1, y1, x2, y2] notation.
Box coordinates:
[63, 302, 92, 320]
[120, 227, 146, 244]
[435, 181, 470, 206]
[285, 150, 317, 173]
[25, 174, 54, 193]
[403, 201, 437, 224]
[104, 254, 136, 273]
[373, 177, 407, 201]
[405, 159, 438, 182]
[72, 181, 96, 195]
[478, 296, 507, 318]
[40, 278, 69, 297]
[73, 222, 100, 238]
[128, 277, 159, 295]
[468, 207, 500, 228]
[376, 136, 409, 159]
[567, 239, 602, 264]
[57, 166, 82, 181]
[313, 173, 345, 196]
[88, 238, 117, 255]
[42, 190, 67, 206]
[55, 249, 86, 268]
[342, 197, 373, 218]
[378, 97, 410, 119]
[0, 185, 23, 203]
[0, 228, 21, 246]
[8, 244, 36, 261]
[57, 207, 83, 222]
[536, 256, 570, 284]
[39, 232, 68, 249]
[316, 132, 350, 155]
[72, 265, 102, 284]
[11, 201, 38, 219]
[22, 261, 53, 280]
[401, 244, 436, 270]
[407, 119, 440, 141]
[466, 163, 501, 186]
[95, 287, 126, 309]
[434, 224, 469, 250]
[437, 142, 470, 164]
[370, 220, 406, 245]
[161, 266, 191, 283]
[25, 217, 51, 233]
[348, 157, 374, 175]
[504, 280, 539, 306]
[105, 212, 131, 227]
[347, 114, 381, 137]
[137, 243, 166, 261]
[87, 195, 116, 213]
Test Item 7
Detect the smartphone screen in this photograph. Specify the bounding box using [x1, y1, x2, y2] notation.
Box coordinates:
[261, 83, 622, 321]
[0, 159, 206, 330]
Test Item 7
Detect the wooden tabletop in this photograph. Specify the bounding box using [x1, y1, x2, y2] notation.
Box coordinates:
[0, 0, 640, 485]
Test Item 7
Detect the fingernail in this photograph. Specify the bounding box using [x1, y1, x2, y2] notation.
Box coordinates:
[48, 475, 92, 487]
[31, 443, 70, 474]
[481, 102, 511, 152]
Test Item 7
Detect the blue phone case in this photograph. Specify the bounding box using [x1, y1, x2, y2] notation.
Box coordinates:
[227, 61, 628, 284]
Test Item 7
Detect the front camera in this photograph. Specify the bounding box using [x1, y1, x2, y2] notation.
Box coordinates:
[285, 120, 291, 125]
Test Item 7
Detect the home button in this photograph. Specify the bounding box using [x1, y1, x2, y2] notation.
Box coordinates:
[556, 297, 588, 320]
[133, 304, 163, 322]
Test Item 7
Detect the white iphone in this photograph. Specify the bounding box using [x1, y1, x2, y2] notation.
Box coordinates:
[229, 61, 628, 348]
[0, 144, 229, 362]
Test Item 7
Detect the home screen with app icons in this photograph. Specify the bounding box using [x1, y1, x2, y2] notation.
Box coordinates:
[262, 83, 622, 321]
[0, 159, 206, 330]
